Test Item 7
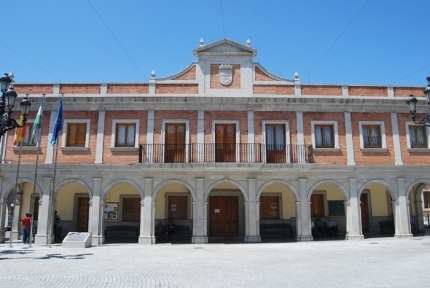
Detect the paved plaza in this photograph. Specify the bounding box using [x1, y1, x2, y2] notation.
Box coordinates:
[0, 236, 429, 288]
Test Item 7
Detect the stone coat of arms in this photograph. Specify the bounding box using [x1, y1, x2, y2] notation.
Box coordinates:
[218, 64, 233, 85]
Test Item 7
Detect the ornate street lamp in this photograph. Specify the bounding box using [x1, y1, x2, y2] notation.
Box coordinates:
[406, 74, 430, 127]
[0, 72, 32, 137]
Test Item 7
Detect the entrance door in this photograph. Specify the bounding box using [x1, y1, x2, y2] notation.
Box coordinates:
[215, 124, 236, 162]
[210, 196, 238, 236]
[360, 193, 369, 233]
[77, 197, 90, 232]
[165, 123, 186, 163]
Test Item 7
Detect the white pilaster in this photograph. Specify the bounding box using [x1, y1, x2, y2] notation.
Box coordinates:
[45, 112, 56, 164]
[192, 178, 207, 244]
[244, 178, 260, 243]
[296, 178, 312, 241]
[94, 111, 105, 164]
[391, 113, 403, 165]
[342, 86, 349, 96]
[394, 178, 413, 238]
[344, 112, 356, 165]
[345, 178, 363, 240]
[11, 195, 21, 241]
[197, 110, 204, 162]
[139, 178, 155, 244]
[35, 177, 52, 244]
[247, 111, 255, 162]
[89, 178, 103, 245]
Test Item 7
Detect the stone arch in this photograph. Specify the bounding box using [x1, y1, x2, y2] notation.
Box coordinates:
[55, 178, 93, 199]
[101, 178, 144, 200]
[357, 179, 397, 200]
[307, 179, 349, 201]
[256, 179, 299, 201]
[152, 178, 196, 201]
[405, 179, 430, 199]
[1, 177, 43, 200]
[204, 179, 248, 201]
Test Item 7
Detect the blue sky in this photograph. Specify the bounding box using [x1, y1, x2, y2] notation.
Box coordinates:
[2, 0, 429, 87]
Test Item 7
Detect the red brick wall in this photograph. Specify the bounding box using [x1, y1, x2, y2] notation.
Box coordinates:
[172, 65, 196, 80]
[155, 84, 198, 94]
[253, 85, 294, 95]
[303, 112, 347, 165]
[351, 112, 394, 165]
[14, 84, 53, 95]
[107, 84, 149, 94]
[394, 87, 424, 97]
[60, 85, 100, 94]
[301, 85, 343, 96]
[349, 86, 387, 96]
[210, 64, 241, 89]
[255, 66, 277, 81]
[204, 111, 248, 144]
[103, 110, 147, 164]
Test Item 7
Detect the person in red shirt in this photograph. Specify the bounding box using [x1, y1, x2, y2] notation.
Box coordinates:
[21, 213, 32, 245]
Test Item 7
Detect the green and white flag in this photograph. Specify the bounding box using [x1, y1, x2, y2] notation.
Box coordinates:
[29, 98, 44, 146]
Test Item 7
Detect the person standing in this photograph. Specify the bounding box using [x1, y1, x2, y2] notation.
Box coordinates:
[166, 219, 175, 240]
[21, 213, 32, 245]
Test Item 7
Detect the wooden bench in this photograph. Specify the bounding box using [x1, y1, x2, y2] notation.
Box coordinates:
[105, 225, 139, 239]
[260, 223, 294, 238]
[379, 220, 394, 235]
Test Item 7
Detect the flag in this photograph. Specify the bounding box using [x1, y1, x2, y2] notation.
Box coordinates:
[50, 98, 63, 146]
[13, 115, 26, 146]
[29, 98, 44, 146]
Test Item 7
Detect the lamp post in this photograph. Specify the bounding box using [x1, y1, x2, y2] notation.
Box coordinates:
[406, 74, 430, 126]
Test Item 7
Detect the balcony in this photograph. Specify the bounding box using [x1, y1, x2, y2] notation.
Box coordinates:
[138, 144, 314, 164]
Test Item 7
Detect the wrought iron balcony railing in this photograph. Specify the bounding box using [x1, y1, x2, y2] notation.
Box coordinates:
[138, 143, 314, 164]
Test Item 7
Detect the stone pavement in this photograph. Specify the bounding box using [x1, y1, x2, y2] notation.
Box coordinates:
[0, 236, 429, 288]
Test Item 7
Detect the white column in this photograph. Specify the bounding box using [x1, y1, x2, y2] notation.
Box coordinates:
[35, 177, 52, 244]
[89, 177, 102, 245]
[45, 111, 56, 164]
[197, 110, 205, 162]
[391, 113, 403, 165]
[11, 194, 21, 241]
[247, 111, 255, 162]
[394, 178, 413, 238]
[296, 178, 312, 241]
[94, 111, 105, 164]
[344, 112, 356, 165]
[296, 111, 305, 163]
[146, 110, 155, 163]
[345, 178, 363, 240]
[245, 178, 260, 243]
[0, 199, 6, 243]
[192, 178, 207, 244]
[139, 178, 155, 244]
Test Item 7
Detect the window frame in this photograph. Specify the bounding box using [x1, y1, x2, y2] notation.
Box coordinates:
[212, 120, 240, 163]
[262, 121, 290, 163]
[111, 119, 139, 149]
[161, 120, 190, 163]
[120, 195, 141, 222]
[405, 121, 430, 151]
[259, 194, 282, 220]
[311, 121, 339, 150]
[310, 191, 326, 217]
[61, 119, 90, 149]
[165, 192, 190, 220]
[359, 121, 386, 151]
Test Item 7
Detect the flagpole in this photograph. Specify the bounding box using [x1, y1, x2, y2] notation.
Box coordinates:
[29, 94, 45, 248]
[9, 140, 23, 248]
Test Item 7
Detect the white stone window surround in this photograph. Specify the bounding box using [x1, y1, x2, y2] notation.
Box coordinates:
[111, 119, 140, 150]
[261, 120, 291, 163]
[212, 120, 240, 162]
[161, 120, 190, 163]
[405, 121, 430, 152]
[311, 121, 339, 151]
[61, 119, 90, 150]
[358, 121, 387, 152]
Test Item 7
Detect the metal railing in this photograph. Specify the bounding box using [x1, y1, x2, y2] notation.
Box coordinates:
[139, 143, 314, 164]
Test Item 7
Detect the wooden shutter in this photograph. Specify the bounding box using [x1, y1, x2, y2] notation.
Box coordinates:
[67, 123, 86, 147]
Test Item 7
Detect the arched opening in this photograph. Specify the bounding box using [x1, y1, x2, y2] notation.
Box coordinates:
[310, 183, 346, 240]
[103, 182, 141, 243]
[154, 183, 193, 243]
[259, 183, 296, 242]
[407, 182, 430, 235]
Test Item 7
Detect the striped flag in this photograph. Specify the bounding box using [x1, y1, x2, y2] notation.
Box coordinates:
[29, 98, 44, 146]
[50, 98, 63, 146]
[13, 115, 27, 146]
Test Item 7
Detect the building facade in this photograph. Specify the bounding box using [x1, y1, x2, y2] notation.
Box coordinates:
[0, 39, 429, 245]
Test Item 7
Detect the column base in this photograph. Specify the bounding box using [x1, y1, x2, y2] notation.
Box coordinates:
[34, 233, 54, 244]
[192, 236, 208, 244]
[394, 234, 413, 238]
[92, 235, 104, 246]
[244, 236, 261, 243]
[346, 234, 364, 240]
[296, 235, 313, 242]
[138, 236, 155, 244]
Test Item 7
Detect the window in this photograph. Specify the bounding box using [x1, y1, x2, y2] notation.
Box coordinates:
[116, 123, 136, 147]
[311, 121, 338, 149]
[424, 192, 430, 209]
[22, 123, 35, 146]
[310, 193, 324, 217]
[359, 121, 386, 149]
[168, 196, 188, 220]
[122, 197, 141, 222]
[66, 123, 86, 147]
[266, 124, 285, 163]
[260, 196, 280, 219]
[165, 123, 186, 163]
[215, 123, 236, 162]
[407, 124, 428, 148]
[328, 201, 345, 216]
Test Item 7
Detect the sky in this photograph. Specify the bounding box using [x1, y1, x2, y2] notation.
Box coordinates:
[2, 0, 429, 87]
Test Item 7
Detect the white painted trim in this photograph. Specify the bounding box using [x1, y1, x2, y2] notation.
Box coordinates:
[358, 121, 386, 149]
[45, 111, 56, 164]
[212, 120, 240, 163]
[95, 111, 105, 164]
[111, 119, 140, 148]
[310, 121, 339, 149]
[62, 119, 90, 148]
[161, 120, 190, 162]
[262, 120, 291, 163]
[296, 112, 304, 145]
[344, 112, 355, 165]
[405, 121, 430, 149]
[390, 113, 403, 165]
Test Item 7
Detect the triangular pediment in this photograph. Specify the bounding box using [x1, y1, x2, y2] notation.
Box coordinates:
[193, 39, 258, 57]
